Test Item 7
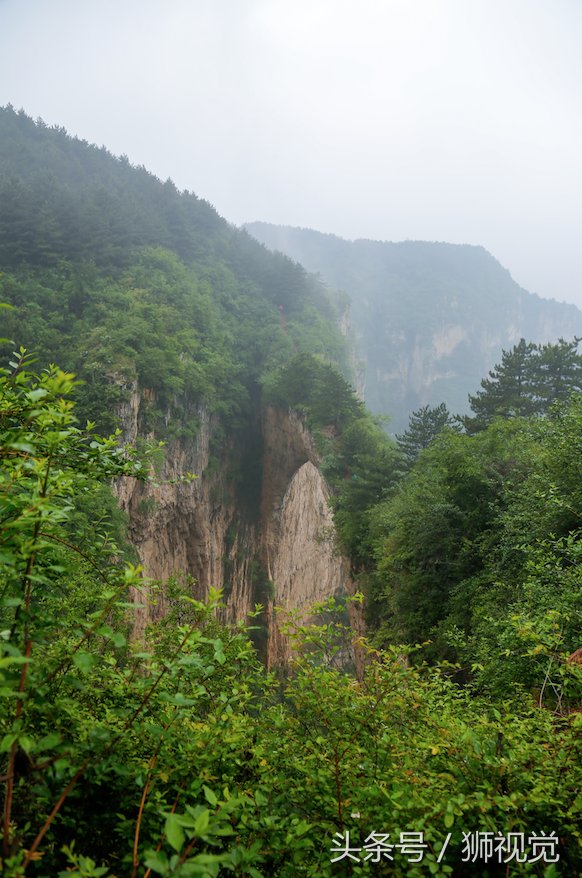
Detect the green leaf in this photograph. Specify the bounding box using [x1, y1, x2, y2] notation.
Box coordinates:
[203, 785, 218, 807]
[194, 809, 210, 835]
[0, 733, 18, 753]
[143, 850, 169, 875]
[0, 655, 29, 668]
[6, 441, 36, 453]
[294, 820, 311, 836]
[73, 652, 98, 673]
[34, 732, 62, 752]
[165, 812, 185, 852]
[27, 388, 48, 402]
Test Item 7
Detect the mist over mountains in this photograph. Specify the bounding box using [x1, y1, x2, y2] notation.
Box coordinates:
[245, 222, 582, 433]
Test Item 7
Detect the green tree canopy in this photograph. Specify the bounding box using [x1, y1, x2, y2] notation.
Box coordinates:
[465, 337, 582, 432]
[396, 402, 455, 466]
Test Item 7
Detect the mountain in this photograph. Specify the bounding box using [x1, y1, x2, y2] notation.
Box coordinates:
[0, 106, 371, 664]
[2, 110, 581, 874]
[244, 222, 582, 433]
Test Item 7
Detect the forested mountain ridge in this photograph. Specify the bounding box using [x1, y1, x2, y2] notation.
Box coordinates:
[0, 104, 355, 451]
[244, 222, 582, 432]
[0, 105, 365, 662]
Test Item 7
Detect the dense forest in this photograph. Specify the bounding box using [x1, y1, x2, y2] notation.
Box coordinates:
[1, 108, 581, 876]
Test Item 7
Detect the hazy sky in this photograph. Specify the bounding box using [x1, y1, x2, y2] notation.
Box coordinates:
[1, 0, 581, 307]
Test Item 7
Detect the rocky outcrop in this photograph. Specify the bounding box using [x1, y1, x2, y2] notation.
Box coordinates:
[114, 392, 356, 667]
[114, 395, 251, 635]
[259, 409, 353, 667]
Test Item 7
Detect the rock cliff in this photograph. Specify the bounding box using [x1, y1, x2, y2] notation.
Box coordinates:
[114, 388, 356, 668]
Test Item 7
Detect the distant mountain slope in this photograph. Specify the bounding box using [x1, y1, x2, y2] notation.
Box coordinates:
[245, 222, 582, 432]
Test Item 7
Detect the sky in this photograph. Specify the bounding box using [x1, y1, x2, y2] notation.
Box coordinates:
[1, 0, 581, 307]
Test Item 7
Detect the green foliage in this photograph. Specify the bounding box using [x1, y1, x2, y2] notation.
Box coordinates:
[463, 535, 582, 702]
[253, 608, 582, 876]
[329, 418, 402, 567]
[368, 420, 527, 655]
[0, 361, 580, 875]
[396, 403, 456, 467]
[262, 353, 363, 428]
[0, 356, 269, 875]
[369, 391, 582, 711]
[465, 338, 582, 432]
[0, 107, 349, 441]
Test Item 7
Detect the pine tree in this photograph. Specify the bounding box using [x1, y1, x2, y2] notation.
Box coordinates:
[537, 337, 582, 408]
[396, 402, 454, 465]
[464, 338, 582, 432]
[464, 338, 539, 432]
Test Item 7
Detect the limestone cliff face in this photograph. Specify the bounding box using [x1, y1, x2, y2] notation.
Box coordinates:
[114, 386, 253, 636]
[259, 409, 354, 668]
[114, 392, 355, 666]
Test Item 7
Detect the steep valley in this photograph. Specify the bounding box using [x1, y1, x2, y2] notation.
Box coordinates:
[2, 107, 582, 875]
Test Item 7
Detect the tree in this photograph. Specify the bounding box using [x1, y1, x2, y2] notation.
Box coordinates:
[1, 352, 581, 875]
[464, 337, 582, 433]
[369, 419, 535, 656]
[0, 350, 145, 869]
[536, 337, 582, 408]
[0, 350, 281, 877]
[464, 338, 538, 432]
[396, 403, 455, 466]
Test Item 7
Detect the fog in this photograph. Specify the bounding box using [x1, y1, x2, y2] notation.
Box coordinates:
[1, 0, 581, 307]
